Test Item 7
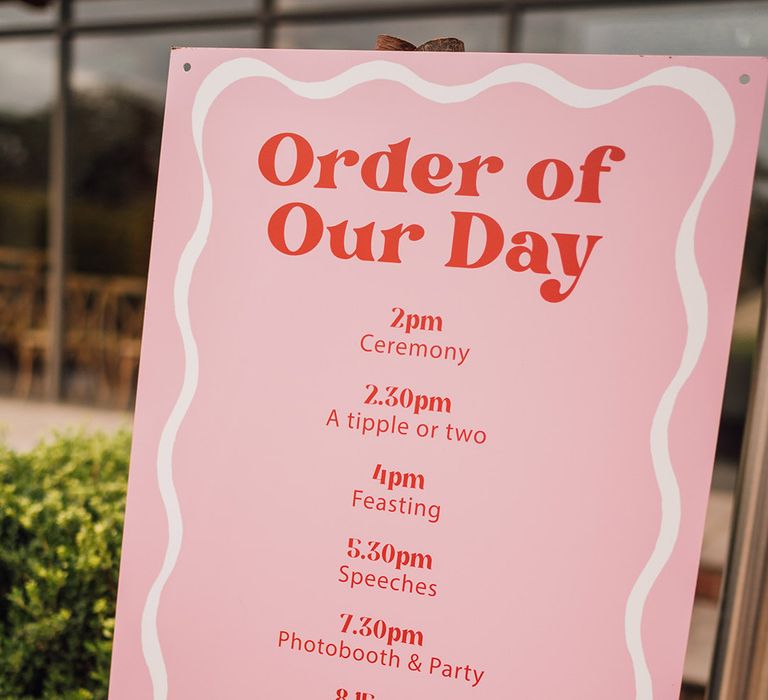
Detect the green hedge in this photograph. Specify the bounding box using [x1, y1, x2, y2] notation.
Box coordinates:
[0, 431, 130, 700]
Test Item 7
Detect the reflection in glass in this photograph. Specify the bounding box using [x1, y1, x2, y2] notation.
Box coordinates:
[65, 28, 257, 403]
[520, 1, 768, 56]
[71, 27, 258, 268]
[75, 0, 259, 22]
[276, 13, 505, 51]
[0, 39, 52, 247]
[0, 39, 53, 396]
[0, 2, 55, 27]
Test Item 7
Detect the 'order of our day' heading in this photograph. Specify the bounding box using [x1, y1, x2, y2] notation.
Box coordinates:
[256, 132, 626, 302]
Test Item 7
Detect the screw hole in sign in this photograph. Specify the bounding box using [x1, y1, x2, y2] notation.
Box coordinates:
[184, 62, 192, 72]
[740, 73, 751, 84]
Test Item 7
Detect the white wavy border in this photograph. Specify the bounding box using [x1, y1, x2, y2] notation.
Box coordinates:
[139, 57, 735, 699]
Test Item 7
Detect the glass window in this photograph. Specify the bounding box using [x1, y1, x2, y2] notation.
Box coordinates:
[70, 26, 258, 272]
[520, 1, 768, 56]
[276, 13, 506, 51]
[0, 37, 53, 249]
[67, 28, 256, 404]
[0, 2, 55, 27]
[73, 28, 257, 104]
[75, 0, 259, 22]
[0, 38, 53, 396]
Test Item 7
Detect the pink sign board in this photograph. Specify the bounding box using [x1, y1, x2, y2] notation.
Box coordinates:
[109, 49, 767, 699]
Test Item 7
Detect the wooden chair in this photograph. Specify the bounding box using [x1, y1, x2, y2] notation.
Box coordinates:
[0, 248, 46, 347]
[101, 276, 146, 408]
[4, 246, 147, 405]
[15, 274, 111, 401]
[0, 247, 46, 396]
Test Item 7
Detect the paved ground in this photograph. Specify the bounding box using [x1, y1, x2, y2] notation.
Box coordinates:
[0, 397, 132, 451]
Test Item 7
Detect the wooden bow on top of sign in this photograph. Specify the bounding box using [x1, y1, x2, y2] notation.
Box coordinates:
[376, 35, 465, 52]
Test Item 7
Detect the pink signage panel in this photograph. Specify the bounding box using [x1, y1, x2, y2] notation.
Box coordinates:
[109, 49, 767, 699]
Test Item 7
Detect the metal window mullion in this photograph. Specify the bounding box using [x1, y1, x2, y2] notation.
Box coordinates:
[0, 26, 55, 39]
[46, 0, 71, 401]
[69, 12, 267, 36]
[505, 1, 523, 51]
[262, 0, 275, 49]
